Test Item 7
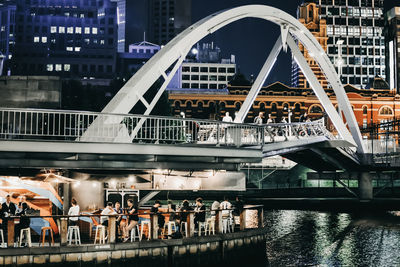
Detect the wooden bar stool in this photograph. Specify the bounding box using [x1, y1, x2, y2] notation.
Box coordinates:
[39, 226, 54, 246]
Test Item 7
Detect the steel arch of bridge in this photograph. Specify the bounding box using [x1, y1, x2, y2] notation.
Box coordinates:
[101, 5, 365, 153]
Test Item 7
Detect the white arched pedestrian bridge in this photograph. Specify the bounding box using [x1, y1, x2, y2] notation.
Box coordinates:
[0, 108, 357, 171]
[0, 5, 368, 171]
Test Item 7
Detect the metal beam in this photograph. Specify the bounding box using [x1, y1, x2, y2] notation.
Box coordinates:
[130, 47, 191, 140]
[286, 35, 356, 147]
[237, 36, 283, 122]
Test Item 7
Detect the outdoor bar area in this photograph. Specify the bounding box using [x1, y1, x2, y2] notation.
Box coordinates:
[0, 171, 267, 266]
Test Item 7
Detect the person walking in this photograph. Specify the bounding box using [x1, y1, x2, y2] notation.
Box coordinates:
[254, 112, 263, 125]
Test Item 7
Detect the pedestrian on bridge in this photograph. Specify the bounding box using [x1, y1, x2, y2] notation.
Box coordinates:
[254, 112, 263, 125]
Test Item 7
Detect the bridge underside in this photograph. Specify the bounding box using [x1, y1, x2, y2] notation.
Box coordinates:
[0, 140, 261, 172]
[263, 139, 360, 171]
[283, 146, 360, 171]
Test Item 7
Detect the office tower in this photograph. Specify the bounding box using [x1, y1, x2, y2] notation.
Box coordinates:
[293, 0, 386, 89]
[0, 1, 16, 75]
[148, 0, 191, 45]
[8, 0, 118, 79]
[112, 0, 126, 53]
[385, 7, 400, 92]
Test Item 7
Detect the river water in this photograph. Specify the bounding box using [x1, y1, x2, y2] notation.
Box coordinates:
[264, 210, 400, 266]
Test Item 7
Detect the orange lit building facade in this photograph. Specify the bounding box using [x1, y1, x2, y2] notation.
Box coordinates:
[291, 3, 329, 89]
[168, 81, 400, 135]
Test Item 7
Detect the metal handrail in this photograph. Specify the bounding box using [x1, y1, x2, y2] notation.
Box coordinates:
[0, 108, 335, 147]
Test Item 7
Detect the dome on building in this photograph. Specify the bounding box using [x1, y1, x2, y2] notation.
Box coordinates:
[365, 76, 390, 90]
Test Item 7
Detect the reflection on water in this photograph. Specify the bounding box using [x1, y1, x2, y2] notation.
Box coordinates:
[264, 210, 400, 266]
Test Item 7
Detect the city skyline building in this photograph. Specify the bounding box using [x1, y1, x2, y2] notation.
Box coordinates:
[291, 2, 329, 89]
[4, 0, 118, 79]
[148, 0, 191, 45]
[385, 7, 400, 93]
[112, 0, 125, 53]
[0, 1, 15, 75]
[117, 39, 160, 77]
[168, 42, 237, 91]
[294, 0, 387, 89]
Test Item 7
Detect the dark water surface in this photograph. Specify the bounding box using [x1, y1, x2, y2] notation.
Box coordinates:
[264, 210, 400, 267]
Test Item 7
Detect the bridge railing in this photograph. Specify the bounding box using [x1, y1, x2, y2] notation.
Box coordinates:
[0, 108, 332, 146]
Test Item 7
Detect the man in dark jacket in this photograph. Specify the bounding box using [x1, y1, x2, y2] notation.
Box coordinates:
[150, 200, 165, 229]
[194, 198, 206, 228]
[1, 195, 16, 234]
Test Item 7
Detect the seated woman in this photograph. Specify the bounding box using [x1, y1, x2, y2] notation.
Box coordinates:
[122, 199, 139, 242]
[68, 198, 80, 226]
[113, 202, 125, 238]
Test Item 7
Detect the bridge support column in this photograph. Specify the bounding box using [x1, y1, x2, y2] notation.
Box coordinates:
[358, 172, 373, 200]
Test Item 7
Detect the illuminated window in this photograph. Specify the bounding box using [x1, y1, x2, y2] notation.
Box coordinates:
[66, 47, 73, 51]
[309, 105, 323, 114]
[1, 26, 5, 32]
[100, 39, 104, 45]
[92, 27, 98, 34]
[64, 64, 71, 71]
[80, 14, 84, 18]
[34, 36, 40, 43]
[51, 39, 56, 43]
[74, 47, 81, 52]
[47, 64, 53, 71]
[84, 38, 90, 44]
[379, 106, 393, 116]
[50, 26, 57, 33]
[55, 64, 62, 71]
[75, 27, 81, 34]
[41, 37, 47, 43]
[84, 27, 90, 34]
[67, 27, 73, 34]
[59, 27, 65, 33]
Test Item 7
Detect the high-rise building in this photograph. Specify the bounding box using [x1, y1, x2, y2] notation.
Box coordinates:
[112, 0, 126, 53]
[148, 0, 191, 45]
[291, 3, 328, 89]
[385, 7, 400, 93]
[167, 42, 236, 91]
[6, 0, 118, 79]
[0, 1, 16, 75]
[294, 0, 386, 89]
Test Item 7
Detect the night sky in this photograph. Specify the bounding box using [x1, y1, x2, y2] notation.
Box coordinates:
[128, 0, 398, 85]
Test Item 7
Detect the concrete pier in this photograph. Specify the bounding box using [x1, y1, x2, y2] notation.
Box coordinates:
[358, 172, 373, 200]
[0, 228, 267, 267]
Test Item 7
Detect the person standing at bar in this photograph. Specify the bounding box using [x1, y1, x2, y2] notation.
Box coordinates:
[2, 195, 16, 236]
[15, 196, 30, 244]
[193, 198, 206, 229]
